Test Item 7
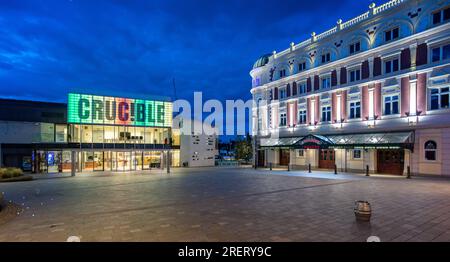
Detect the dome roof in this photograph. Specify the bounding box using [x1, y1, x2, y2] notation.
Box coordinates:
[252, 54, 271, 69]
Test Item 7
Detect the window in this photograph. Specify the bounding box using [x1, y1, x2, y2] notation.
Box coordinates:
[298, 62, 306, 72]
[297, 149, 304, 157]
[321, 53, 331, 64]
[424, 140, 437, 161]
[349, 69, 361, 82]
[353, 149, 362, 159]
[384, 58, 399, 74]
[279, 69, 286, 78]
[280, 113, 287, 127]
[384, 95, 399, 115]
[298, 109, 307, 124]
[349, 41, 361, 55]
[384, 27, 399, 42]
[431, 44, 450, 62]
[432, 7, 450, 25]
[430, 87, 449, 110]
[279, 88, 286, 99]
[321, 76, 331, 89]
[298, 82, 307, 94]
[349, 101, 361, 119]
[321, 106, 331, 122]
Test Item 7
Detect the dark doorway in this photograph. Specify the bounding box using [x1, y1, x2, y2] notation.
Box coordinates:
[377, 149, 404, 175]
[319, 149, 335, 169]
[279, 149, 290, 166]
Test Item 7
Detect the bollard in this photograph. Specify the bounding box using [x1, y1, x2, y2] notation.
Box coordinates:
[334, 164, 337, 175]
[407, 166, 411, 179]
[308, 163, 311, 173]
[269, 162, 272, 171]
[288, 164, 290, 172]
[365, 165, 369, 176]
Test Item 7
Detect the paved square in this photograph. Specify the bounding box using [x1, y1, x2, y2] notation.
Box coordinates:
[1, 167, 450, 242]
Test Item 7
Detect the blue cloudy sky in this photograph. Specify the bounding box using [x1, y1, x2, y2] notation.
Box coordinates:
[0, 0, 383, 137]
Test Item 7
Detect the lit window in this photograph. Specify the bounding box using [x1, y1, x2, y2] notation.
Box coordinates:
[280, 113, 287, 126]
[298, 109, 307, 124]
[431, 44, 450, 62]
[298, 62, 306, 72]
[349, 69, 361, 82]
[349, 41, 361, 55]
[321, 53, 331, 64]
[424, 140, 437, 161]
[430, 87, 449, 110]
[384, 95, 399, 115]
[384, 27, 399, 42]
[321, 76, 331, 89]
[298, 82, 307, 94]
[384, 58, 399, 74]
[432, 7, 450, 25]
[353, 149, 361, 159]
[349, 101, 361, 119]
[321, 106, 331, 122]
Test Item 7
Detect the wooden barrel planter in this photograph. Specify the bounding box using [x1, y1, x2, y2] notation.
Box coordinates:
[354, 201, 371, 222]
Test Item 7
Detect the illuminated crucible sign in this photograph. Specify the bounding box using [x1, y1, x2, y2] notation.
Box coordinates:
[68, 93, 172, 127]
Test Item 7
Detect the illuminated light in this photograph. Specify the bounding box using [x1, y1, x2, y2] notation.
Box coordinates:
[310, 99, 315, 125]
[67, 93, 172, 127]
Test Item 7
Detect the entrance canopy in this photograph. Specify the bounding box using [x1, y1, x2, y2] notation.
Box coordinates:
[259, 131, 414, 150]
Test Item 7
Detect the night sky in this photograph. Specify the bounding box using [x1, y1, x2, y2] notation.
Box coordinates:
[0, 0, 384, 138]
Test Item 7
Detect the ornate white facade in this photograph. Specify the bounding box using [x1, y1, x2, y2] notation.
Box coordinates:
[250, 0, 450, 175]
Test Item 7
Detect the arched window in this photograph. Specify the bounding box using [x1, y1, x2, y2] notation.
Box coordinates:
[424, 140, 437, 161]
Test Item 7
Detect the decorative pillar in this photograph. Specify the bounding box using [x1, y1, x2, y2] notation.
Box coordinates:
[410, 43, 418, 70]
[368, 87, 374, 120]
[416, 73, 427, 115]
[409, 78, 417, 116]
[310, 98, 316, 125]
[336, 93, 342, 123]
[401, 77, 410, 117]
[368, 57, 374, 79]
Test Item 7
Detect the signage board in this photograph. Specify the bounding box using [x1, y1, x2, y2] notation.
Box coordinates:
[67, 93, 172, 127]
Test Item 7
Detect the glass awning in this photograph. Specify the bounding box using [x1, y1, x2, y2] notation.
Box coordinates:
[327, 131, 414, 148]
[259, 131, 414, 150]
[260, 137, 303, 147]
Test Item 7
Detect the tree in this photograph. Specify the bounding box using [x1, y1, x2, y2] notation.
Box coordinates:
[235, 134, 253, 162]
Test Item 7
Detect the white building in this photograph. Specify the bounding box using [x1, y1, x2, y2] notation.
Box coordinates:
[251, 0, 450, 176]
[173, 118, 218, 167]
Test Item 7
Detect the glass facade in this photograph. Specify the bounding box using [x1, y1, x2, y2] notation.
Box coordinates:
[68, 124, 170, 144]
[33, 123, 179, 173]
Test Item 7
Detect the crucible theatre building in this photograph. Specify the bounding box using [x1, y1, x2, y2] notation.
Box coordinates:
[0, 93, 181, 173]
[251, 0, 450, 175]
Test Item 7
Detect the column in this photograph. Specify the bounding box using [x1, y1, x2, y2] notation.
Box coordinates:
[71, 150, 76, 176]
[167, 150, 171, 173]
[410, 43, 418, 70]
[368, 57, 374, 79]
[336, 94, 342, 122]
[409, 78, 417, 116]
[310, 98, 316, 125]
[368, 87, 374, 120]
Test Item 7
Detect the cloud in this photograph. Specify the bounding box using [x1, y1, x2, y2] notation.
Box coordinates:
[0, 0, 384, 133]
